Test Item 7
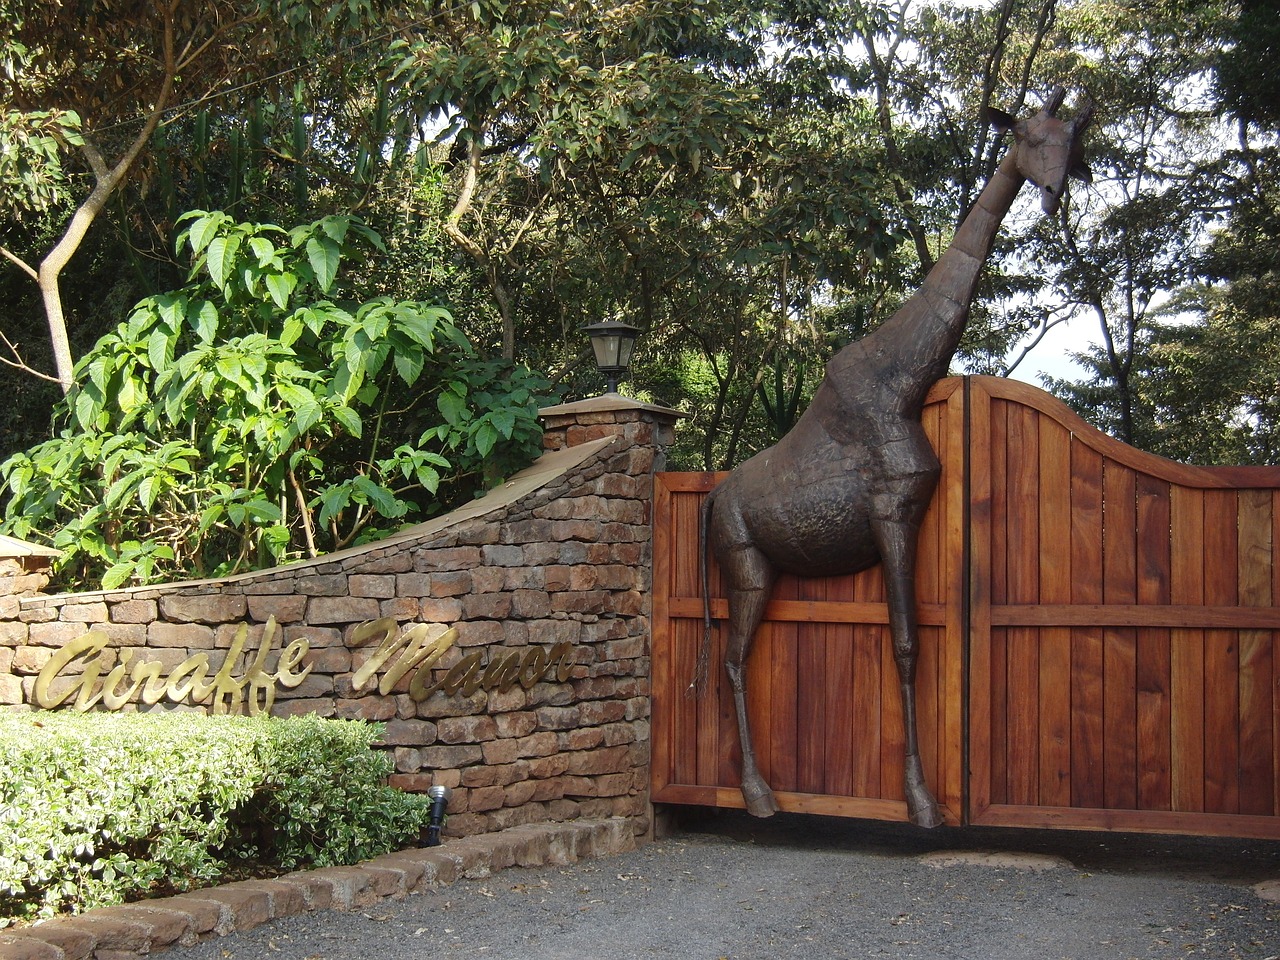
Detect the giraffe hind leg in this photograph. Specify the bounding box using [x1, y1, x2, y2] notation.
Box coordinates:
[872, 515, 943, 828]
[722, 546, 780, 818]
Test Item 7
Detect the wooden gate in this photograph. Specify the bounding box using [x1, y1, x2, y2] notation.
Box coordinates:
[651, 376, 1280, 839]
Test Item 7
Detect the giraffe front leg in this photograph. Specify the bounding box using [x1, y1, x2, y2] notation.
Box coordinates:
[722, 548, 779, 818]
[872, 515, 943, 829]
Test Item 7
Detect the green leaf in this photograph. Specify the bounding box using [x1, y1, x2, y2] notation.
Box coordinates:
[190, 300, 219, 343]
[306, 236, 341, 293]
[206, 234, 242, 289]
[265, 272, 298, 310]
[330, 405, 362, 437]
[474, 420, 500, 457]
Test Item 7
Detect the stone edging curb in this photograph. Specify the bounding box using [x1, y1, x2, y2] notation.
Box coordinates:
[0, 818, 638, 960]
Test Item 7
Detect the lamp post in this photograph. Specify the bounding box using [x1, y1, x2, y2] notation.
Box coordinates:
[580, 319, 639, 395]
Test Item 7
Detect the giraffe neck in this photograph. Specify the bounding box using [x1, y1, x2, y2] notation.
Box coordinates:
[872, 150, 1027, 388]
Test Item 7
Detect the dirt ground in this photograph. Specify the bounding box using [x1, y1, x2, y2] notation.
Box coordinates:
[175, 808, 1280, 960]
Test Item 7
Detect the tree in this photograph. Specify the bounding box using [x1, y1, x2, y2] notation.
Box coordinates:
[0, 0, 405, 392]
[0, 212, 550, 589]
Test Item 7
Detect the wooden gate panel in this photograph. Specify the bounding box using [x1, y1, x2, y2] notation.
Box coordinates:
[968, 377, 1280, 838]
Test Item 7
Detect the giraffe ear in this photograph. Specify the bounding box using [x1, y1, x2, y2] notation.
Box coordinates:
[1070, 160, 1093, 183]
[985, 107, 1016, 133]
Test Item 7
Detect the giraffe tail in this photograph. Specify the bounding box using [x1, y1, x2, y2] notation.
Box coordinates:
[689, 488, 716, 697]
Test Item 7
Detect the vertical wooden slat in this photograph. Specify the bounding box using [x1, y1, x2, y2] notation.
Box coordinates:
[796, 576, 827, 796]
[1005, 403, 1040, 805]
[1103, 458, 1138, 810]
[1071, 440, 1105, 808]
[851, 621, 882, 798]
[1136, 474, 1172, 811]
[1039, 418, 1073, 807]
[987, 399, 1010, 805]
[1203, 490, 1240, 814]
[1170, 485, 1206, 812]
[967, 379, 995, 820]
[650, 475, 676, 795]
[939, 383, 967, 817]
[767, 576, 800, 794]
[1238, 489, 1274, 816]
[824, 619, 856, 798]
[1273, 490, 1280, 818]
[880, 623, 906, 804]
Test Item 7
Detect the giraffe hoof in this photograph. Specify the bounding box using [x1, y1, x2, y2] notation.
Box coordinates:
[741, 780, 781, 818]
[904, 755, 942, 828]
[908, 798, 944, 829]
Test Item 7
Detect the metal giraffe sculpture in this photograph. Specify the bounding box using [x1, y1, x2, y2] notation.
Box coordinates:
[697, 88, 1095, 827]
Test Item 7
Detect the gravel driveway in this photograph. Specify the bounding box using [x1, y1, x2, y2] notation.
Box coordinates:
[175, 809, 1279, 960]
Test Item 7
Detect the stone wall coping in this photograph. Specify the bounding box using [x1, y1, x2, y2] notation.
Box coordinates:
[18, 436, 617, 609]
[0, 535, 60, 561]
[539, 393, 687, 421]
[0, 818, 640, 960]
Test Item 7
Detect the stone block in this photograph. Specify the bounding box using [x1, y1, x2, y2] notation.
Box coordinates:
[379, 596, 420, 621]
[159, 594, 248, 624]
[479, 544, 525, 567]
[295, 574, 350, 596]
[416, 547, 482, 572]
[107, 598, 157, 623]
[430, 570, 476, 593]
[420, 743, 484, 768]
[511, 589, 552, 618]
[335, 697, 396, 721]
[395, 572, 432, 597]
[493, 711, 537, 739]
[419, 598, 463, 622]
[91, 904, 194, 949]
[360, 853, 428, 893]
[503, 779, 538, 807]
[286, 866, 374, 910]
[180, 883, 271, 932]
[0, 933, 69, 960]
[533, 704, 582, 730]
[437, 714, 498, 744]
[10, 919, 98, 959]
[75, 912, 154, 953]
[349, 574, 396, 599]
[11, 645, 50, 673]
[246, 595, 308, 623]
[147, 621, 216, 649]
[455, 619, 504, 650]
[567, 745, 632, 776]
[379, 718, 437, 746]
[306, 596, 381, 625]
[147, 893, 225, 936]
[26, 620, 91, 647]
[480, 738, 521, 765]
[460, 593, 512, 619]
[353, 553, 413, 574]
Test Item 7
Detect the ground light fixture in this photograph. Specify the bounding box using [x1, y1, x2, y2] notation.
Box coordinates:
[580, 318, 639, 395]
[426, 784, 451, 846]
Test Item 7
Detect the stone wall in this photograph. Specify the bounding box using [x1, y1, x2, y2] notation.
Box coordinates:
[0, 398, 681, 840]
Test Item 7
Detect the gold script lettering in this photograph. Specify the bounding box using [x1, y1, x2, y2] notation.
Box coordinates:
[350, 619, 577, 702]
[33, 616, 311, 715]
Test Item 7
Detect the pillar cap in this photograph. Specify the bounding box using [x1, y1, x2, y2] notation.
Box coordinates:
[539, 393, 687, 420]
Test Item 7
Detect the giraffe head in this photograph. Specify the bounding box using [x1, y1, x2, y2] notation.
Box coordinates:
[987, 87, 1096, 214]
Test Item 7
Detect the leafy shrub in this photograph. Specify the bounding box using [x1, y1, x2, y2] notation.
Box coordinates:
[0, 711, 431, 925]
[0, 211, 553, 590]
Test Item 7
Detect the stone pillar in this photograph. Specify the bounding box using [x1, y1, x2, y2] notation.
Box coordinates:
[0, 536, 58, 706]
[539, 395, 685, 475]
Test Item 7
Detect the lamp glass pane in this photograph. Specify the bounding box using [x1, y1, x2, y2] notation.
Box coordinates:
[592, 334, 623, 368]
